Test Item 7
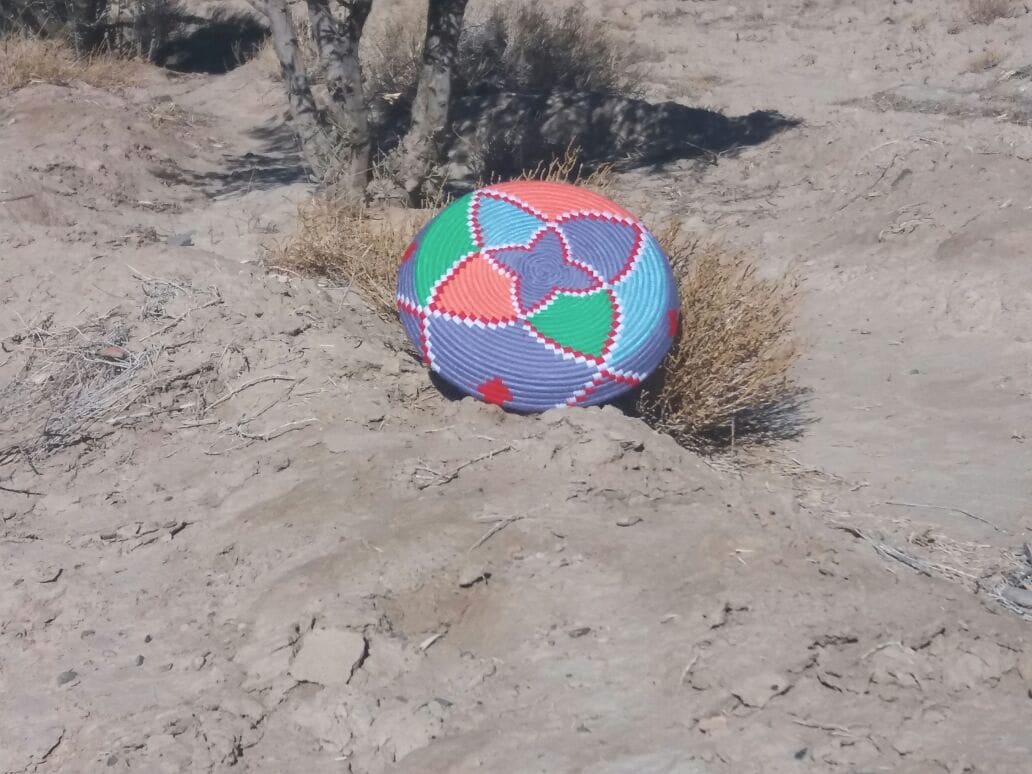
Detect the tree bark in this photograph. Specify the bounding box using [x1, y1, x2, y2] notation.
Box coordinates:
[396, 0, 469, 205]
[251, 0, 337, 178]
[305, 0, 372, 196]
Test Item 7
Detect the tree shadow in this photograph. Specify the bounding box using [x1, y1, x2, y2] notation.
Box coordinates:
[182, 121, 311, 198]
[153, 11, 268, 75]
[442, 92, 800, 189]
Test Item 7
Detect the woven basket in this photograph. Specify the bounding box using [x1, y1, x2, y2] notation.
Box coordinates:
[397, 181, 678, 411]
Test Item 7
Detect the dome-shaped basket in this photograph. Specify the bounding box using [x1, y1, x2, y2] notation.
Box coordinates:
[396, 180, 679, 411]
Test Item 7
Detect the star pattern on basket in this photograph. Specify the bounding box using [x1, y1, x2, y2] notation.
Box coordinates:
[488, 227, 602, 314]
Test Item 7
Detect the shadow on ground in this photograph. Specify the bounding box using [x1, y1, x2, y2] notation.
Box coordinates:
[444, 92, 800, 187]
[184, 122, 310, 198]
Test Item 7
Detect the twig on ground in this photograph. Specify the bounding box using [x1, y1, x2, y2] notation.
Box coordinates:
[861, 641, 908, 660]
[0, 482, 43, 496]
[139, 294, 223, 341]
[885, 500, 1003, 533]
[205, 375, 297, 413]
[679, 651, 700, 685]
[232, 418, 318, 442]
[469, 515, 524, 552]
[790, 717, 856, 737]
[419, 444, 515, 489]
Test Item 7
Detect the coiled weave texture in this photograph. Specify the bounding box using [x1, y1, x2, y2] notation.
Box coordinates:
[397, 181, 679, 411]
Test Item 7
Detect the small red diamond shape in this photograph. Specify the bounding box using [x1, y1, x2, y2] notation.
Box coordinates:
[478, 377, 512, 406]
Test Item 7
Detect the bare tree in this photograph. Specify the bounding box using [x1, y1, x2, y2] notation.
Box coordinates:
[392, 0, 467, 204]
[251, 0, 468, 201]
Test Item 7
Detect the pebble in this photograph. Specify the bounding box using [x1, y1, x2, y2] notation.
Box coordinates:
[166, 232, 194, 247]
[568, 626, 592, 638]
[57, 669, 77, 685]
[135, 655, 145, 666]
[615, 516, 643, 527]
[289, 628, 367, 686]
[697, 715, 727, 735]
[1001, 585, 1032, 608]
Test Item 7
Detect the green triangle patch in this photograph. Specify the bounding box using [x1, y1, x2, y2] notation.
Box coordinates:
[527, 290, 615, 358]
[414, 193, 478, 305]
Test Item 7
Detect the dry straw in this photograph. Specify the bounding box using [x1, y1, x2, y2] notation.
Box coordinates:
[966, 0, 1018, 25]
[638, 222, 802, 447]
[0, 36, 136, 94]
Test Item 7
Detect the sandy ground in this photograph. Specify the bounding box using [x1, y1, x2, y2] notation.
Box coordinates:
[2, 1, 1032, 772]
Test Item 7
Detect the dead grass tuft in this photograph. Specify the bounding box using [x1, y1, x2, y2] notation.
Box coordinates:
[463, 1, 643, 97]
[515, 144, 615, 195]
[640, 225, 803, 448]
[966, 0, 1018, 25]
[966, 47, 1005, 72]
[275, 197, 434, 320]
[0, 36, 136, 94]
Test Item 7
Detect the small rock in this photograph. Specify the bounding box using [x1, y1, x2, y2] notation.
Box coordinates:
[1001, 585, 1032, 608]
[57, 669, 77, 685]
[135, 655, 145, 666]
[106, 755, 118, 766]
[166, 231, 194, 247]
[697, 715, 727, 735]
[615, 515, 643, 527]
[568, 626, 592, 638]
[289, 628, 367, 686]
[98, 345, 128, 361]
[144, 634, 152, 643]
[891, 729, 923, 756]
[458, 564, 491, 588]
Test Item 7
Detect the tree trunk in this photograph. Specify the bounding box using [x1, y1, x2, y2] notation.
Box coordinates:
[251, 0, 337, 178]
[305, 0, 372, 196]
[396, 0, 469, 205]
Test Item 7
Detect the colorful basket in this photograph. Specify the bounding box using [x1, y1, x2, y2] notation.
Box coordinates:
[396, 180, 679, 411]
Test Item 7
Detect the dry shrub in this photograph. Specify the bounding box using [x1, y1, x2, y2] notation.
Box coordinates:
[363, 18, 423, 102]
[515, 144, 615, 195]
[0, 36, 134, 93]
[363, 0, 641, 103]
[462, 1, 642, 97]
[275, 196, 434, 320]
[640, 225, 803, 447]
[966, 47, 1005, 72]
[966, 0, 1018, 24]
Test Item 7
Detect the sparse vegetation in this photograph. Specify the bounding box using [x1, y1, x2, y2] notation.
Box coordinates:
[276, 197, 433, 321]
[364, 2, 641, 108]
[966, 47, 1005, 72]
[639, 227, 802, 447]
[0, 36, 134, 93]
[966, 0, 1018, 25]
